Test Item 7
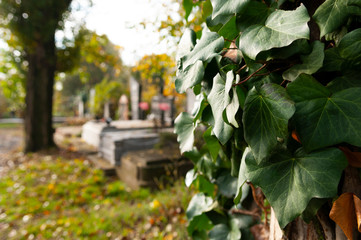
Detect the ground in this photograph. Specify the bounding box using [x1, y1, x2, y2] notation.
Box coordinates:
[0, 123, 192, 240]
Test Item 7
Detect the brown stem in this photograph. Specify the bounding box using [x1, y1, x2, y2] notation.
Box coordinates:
[231, 208, 261, 218]
[249, 182, 270, 226]
[233, 63, 268, 86]
[236, 64, 248, 74]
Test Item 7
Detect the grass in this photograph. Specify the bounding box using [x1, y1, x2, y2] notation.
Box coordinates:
[0, 122, 22, 129]
[0, 155, 192, 240]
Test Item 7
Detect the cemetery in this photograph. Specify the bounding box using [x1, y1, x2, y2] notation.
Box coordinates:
[2, 0, 360, 239]
[77, 78, 192, 189]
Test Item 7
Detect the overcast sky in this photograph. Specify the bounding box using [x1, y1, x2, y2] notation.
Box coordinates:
[69, 0, 181, 66]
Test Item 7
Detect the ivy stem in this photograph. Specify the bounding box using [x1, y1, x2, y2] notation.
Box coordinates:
[231, 208, 261, 218]
[236, 64, 248, 74]
[249, 182, 270, 226]
[234, 63, 268, 86]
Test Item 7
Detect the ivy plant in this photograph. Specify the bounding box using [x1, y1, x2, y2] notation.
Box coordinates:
[174, 0, 361, 239]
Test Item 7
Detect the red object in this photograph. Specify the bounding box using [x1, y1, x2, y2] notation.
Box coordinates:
[139, 102, 149, 110]
[159, 102, 170, 111]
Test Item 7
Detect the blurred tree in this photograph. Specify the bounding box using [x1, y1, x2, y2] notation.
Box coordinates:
[0, 87, 9, 117]
[132, 54, 180, 102]
[0, 0, 75, 152]
[92, 79, 125, 118]
[58, 28, 128, 117]
[0, 48, 26, 114]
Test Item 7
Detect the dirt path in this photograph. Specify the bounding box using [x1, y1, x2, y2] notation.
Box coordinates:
[0, 127, 23, 177]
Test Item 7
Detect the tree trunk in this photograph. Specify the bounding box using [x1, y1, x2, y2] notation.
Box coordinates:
[24, 38, 56, 152]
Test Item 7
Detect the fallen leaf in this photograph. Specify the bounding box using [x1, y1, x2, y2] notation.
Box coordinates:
[330, 192, 361, 240]
[339, 147, 361, 168]
[43, 210, 50, 216]
[355, 196, 361, 233]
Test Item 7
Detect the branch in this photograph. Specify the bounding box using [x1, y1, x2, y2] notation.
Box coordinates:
[233, 63, 268, 86]
[236, 64, 247, 74]
[249, 182, 270, 226]
[231, 208, 261, 218]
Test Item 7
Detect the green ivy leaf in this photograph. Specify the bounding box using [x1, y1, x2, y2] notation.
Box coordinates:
[196, 175, 215, 197]
[186, 193, 214, 220]
[287, 74, 361, 152]
[282, 41, 324, 81]
[239, 5, 310, 60]
[210, 0, 249, 20]
[188, 214, 213, 236]
[225, 71, 240, 128]
[216, 173, 238, 198]
[175, 60, 205, 93]
[183, 0, 194, 21]
[204, 127, 221, 162]
[323, 29, 361, 72]
[209, 219, 241, 240]
[197, 153, 216, 180]
[208, 74, 234, 144]
[230, 143, 241, 177]
[185, 169, 197, 187]
[327, 72, 361, 93]
[218, 16, 239, 40]
[236, 1, 270, 32]
[176, 29, 197, 62]
[192, 94, 208, 122]
[174, 112, 195, 153]
[245, 147, 347, 228]
[182, 32, 224, 70]
[234, 147, 250, 205]
[313, 0, 361, 37]
[243, 83, 295, 164]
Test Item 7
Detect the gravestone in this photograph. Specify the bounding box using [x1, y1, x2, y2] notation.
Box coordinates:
[81, 120, 155, 148]
[77, 95, 84, 118]
[118, 94, 129, 120]
[89, 88, 95, 116]
[151, 95, 174, 126]
[104, 101, 110, 119]
[98, 130, 159, 165]
[129, 76, 140, 120]
[116, 149, 193, 189]
[81, 121, 118, 147]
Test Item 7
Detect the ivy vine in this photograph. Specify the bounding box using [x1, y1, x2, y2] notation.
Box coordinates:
[174, 0, 361, 239]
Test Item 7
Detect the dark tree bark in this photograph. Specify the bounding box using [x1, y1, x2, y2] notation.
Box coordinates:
[24, 38, 56, 152]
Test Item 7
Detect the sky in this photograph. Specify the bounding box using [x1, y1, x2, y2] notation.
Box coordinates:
[68, 0, 181, 66]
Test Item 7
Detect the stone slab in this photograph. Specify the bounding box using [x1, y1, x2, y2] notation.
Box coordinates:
[81, 120, 155, 148]
[115, 149, 193, 189]
[98, 130, 160, 165]
[87, 154, 116, 177]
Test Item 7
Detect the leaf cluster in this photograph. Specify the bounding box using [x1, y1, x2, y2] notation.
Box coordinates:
[174, 0, 361, 238]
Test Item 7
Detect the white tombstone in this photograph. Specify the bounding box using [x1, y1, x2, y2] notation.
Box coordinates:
[104, 101, 110, 119]
[118, 94, 129, 120]
[129, 76, 140, 120]
[89, 88, 95, 116]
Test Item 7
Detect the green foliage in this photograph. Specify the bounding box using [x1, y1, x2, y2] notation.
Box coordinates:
[245, 147, 347, 228]
[92, 79, 125, 117]
[56, 28, 127, 117]
[0, 49, 26, 112]
[174, 0, 361, 238]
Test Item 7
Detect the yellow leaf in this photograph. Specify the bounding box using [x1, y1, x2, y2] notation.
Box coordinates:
[47, 183, 55, 190]
[150, 199, 161, 210]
